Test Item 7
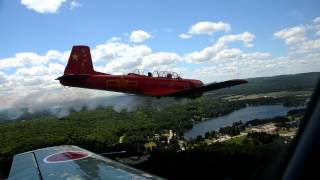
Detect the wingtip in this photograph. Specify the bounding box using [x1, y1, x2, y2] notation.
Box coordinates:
[239, 79, 248, 83]
[229, 79, 248, 84]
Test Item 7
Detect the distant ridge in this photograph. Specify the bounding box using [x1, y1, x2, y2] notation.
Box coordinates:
[209, 72, 320, 96]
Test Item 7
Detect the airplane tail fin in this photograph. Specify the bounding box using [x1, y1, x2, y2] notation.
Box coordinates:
[64, 45, 96, 75]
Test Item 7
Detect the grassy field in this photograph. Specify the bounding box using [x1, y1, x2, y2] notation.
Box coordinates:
[223, 90, 312, 101]
[224, 135, 247, 144]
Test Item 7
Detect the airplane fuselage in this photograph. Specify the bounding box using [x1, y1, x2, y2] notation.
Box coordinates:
[59, 73, 204, 97]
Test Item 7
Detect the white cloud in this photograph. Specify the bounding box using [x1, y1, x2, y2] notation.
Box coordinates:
[217, 32, 255, 48]
[290, 39, 320, 53]
[214, 49, 242, 60]
[313, 16, 320, 36]
[21, 0, 67, 13]
[0, 50, 66, 70]
[0, 52, 46, 69]
[129, 30, 152, 43]
[240, 52, 271, 60]
[185, 32, 256, 63]
[179, 33, 192, 39]
[184, 30, 273, 81]
[69, 0, 81, 9]
[0, 72, 8, 84]
[274, 26, 306, 45]
[141, 52, 181, 68]
[192, 52, 319, 83]
[92, 41, 182, 74]
[188, 21, 231, 35]
[107, 37, 122, 42]
[274, 18, 320, 54]
[185, 45, 221, 63]
[313, 16, 320, 24]
[91, 41, 152, 73]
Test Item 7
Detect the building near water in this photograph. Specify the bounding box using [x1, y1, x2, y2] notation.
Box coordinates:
[249, 124, 278, 134]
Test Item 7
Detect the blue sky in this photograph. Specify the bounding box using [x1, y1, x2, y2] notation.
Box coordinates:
[1, 0, 319, 57]
[0, 0, 319, 112]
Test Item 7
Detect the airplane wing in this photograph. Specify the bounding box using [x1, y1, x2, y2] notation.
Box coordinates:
[8, 145, 164, 180]
[165, 79, 248, 97]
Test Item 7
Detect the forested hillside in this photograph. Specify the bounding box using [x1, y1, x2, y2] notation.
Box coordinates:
[211, 72, 319, 96]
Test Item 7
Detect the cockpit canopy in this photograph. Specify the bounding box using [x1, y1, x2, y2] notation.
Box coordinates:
[154, 71, 181, 79]
[128, 69, 181, 79]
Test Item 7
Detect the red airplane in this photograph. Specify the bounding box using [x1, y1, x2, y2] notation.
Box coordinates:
[57, 45, 247, 98]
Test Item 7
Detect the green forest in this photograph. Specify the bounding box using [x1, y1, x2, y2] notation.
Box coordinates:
[0, 95, 308, 178]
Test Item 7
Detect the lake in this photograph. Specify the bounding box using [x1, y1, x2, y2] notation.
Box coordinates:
[184, 105, 297, 139]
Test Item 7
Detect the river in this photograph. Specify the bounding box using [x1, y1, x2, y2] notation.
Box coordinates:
[184, 105, 297, 139]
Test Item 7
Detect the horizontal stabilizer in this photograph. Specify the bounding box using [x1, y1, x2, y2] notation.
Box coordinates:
[56, 74, 91, 81]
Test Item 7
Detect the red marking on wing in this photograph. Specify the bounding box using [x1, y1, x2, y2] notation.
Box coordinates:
[44, 151, 90, 163]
